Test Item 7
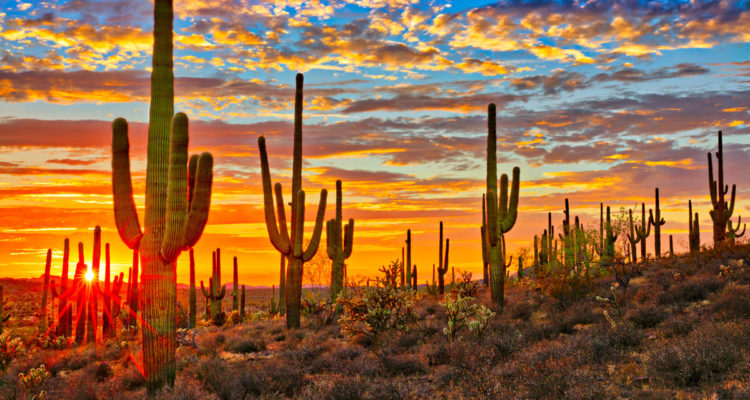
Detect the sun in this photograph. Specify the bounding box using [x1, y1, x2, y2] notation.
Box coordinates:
[85, 268, 94, 282]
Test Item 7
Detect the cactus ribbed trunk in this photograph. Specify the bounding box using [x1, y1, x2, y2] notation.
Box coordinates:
[278, 255, 286, 316]
[240, 285, 246, 320]
[286, 257, 303, 327]
[0, 286, 10, 333]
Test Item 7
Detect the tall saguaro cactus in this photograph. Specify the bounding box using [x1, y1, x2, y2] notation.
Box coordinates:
[405, 230, 412, 290]
[437, 221, 449, 295]
[110, 0, 213, 391]
[258, 73, 328, 329]
[327, 180, 354, 302]
[40, 249, 52, 333]
[201, 249, 226, 321]
[232, 257, 239, 311]
[480, 195, 489, 286]
[708, 131, 741, 244]
[483, 103, 521, 307]
[649, 188, 666, 258]
[635, 203, 651, 261]
[74, 243, 86, 345]
[626, 209, 641, 263]
[56, 239, 71, 337]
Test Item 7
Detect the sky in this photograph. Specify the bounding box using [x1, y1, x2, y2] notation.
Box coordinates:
[0, 0, 749, 287]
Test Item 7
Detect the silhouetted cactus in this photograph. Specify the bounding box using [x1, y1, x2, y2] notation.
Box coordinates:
[108, 272, 124, 338]
[103, 243, 112, 337]
[327, 180, 354, 302]
[437, 221, 449, 295]
[400, 247, 405, 287]
[484, 103, 520, 307]
[55, 239, 71, 337]
[626, 209, 641, 263]
[240, 285, 246, 320]
[405, 230, 412, 290]
[73, 242, 86, 345]
[258, 73, 327, 329]
[708, 131, 741, 244]
[232, 257, 239, 311]
[669, 235, 674, 257]
[635, 203, 651, 261]
[689, 200, 700, 253]
[40, 249, 51, 333]
[125, 249, 139, 330]
[481, 195, 489, 286]
[540, 229, 549, 266]
[87, 226, 101, 344]
[533, 234, 539, 268]
[411, 265, 417, 289]
[270, 285, 277, 315]
[201, 249, 226, 323]
[518, 256, 524, 279]
[110, 0, 213, 390]
[598, 206, 617, 264]
[189, 249, 196, 329]
[728, 217, 745, 245]
[0, 286, 10, 333]
[649, 188, 666, 258]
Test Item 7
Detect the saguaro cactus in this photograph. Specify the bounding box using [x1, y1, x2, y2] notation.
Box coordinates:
[708, 131, 741, 244]
[55, 239, 72, 337]
[411, 265, 417, 289]
[649, 188, 666, 258]
[189, 249, 196, 329]
[73, 243, 87, 345]
[0, 286, 10, 333]
[728, 217, 745, 245]
[240, 285, 246, 320]
[111, 0, 213, 389]
[437, 222, 449, 295]
[201, 249, 226, 321]
[598, 206, 617, 264]
[103, 243, 112, 337]
[232, 257, 239, 311]
[635, 203, 651, 261]
[108, 272, 124, 338]
[626, 209, 641, 263]
[669, 235, 674, 257]
[40, 249, 51, 333]
[481, 195, 489, 286]
[258, 73, 328, 329]
[87, 226, 101, 344]
[327, 180, 354, 302]
[688, 200, 700, 253]
[405, 230, 412, 290]
[125, 249, 139, 330]
[483, 103, 521, 307]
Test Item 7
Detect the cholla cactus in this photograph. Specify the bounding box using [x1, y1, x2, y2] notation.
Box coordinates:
[441, 293, 495, 342]
[19, 364, 49, 400]
[0, 331, 24, 372]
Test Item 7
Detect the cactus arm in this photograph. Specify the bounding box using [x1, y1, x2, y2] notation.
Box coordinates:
[111, 118, 143, 249]
[500, 167, 520, 232]
[273, 183, 290, 242]
[200, 280, 210, 298]
[187, 154, 198, 206]
[498, 174, 508, 222]
[258, 136, 291, 254]
[302, 189, 329, 262]
[343, 219, 354, 259]
[708, 152, 718, 207]
[217, 284, 226, 300]
[725, 184, 736, 221]
[326, 219, 336, 259]
[161, 113, 189, 263]
[183, 152, 213, 249]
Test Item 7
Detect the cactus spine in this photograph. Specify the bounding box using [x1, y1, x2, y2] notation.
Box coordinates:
[437, 221, 449, 295]
[484, 103, 520, 307]
[327, 180, 354, 302]
[110, 0, 213, 390]
[40, 248, 51, 333]
[405, 230, 412, 290]
[258, 73, 328, 329]
[649, 188, 666, 258]
[0, 286, 10, 333]
[232, 257, 239, 311]
[626, 209, 641, 263]
[708, 131, 741, 244]
[201, 249, 226, 321]
[189, 248, 196, 329]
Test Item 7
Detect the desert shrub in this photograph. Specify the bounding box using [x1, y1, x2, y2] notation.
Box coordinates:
[712, 284, 750, 319]
[395, 330, 423, 350]
[337, 279, 417, 341]
[380, 353, 426, 376]
[226, 337, 265, 354]
[18, 364, 49, 400]
[193, 357, 240, 400]
[152, 376, 215, 400]
[0, 332, 24, 372]
[485, 325, 525, 362]
[302, 375, 366, 400]
[506, 297, 537, 321]
[441, 294, 495, 342]
[94, 362, 112, 382]
[658, 276, 724, 307]
[573, 323, 641, 363]
[659, 314, 697, 338]
[424, 341, 451, 366]
[552, 302, 599, 334]
[647, 322, 742, 386]
[450, 271, 479, 298]
[627, 304, 669, 329]
[228, 310, 242, 325]
[302, 296, 336, 329]
[211, 311, 226, 327]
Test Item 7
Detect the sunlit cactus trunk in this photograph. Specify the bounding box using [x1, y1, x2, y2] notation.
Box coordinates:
[40, 248, 52, 333]
[258, 73, 328, 329]
[483, 104, 520, 308]
[110, 0, 213, 391]
[327, 180, 354, 303]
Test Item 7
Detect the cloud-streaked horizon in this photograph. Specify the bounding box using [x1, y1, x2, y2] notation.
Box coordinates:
[1, 0, 749, 285]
